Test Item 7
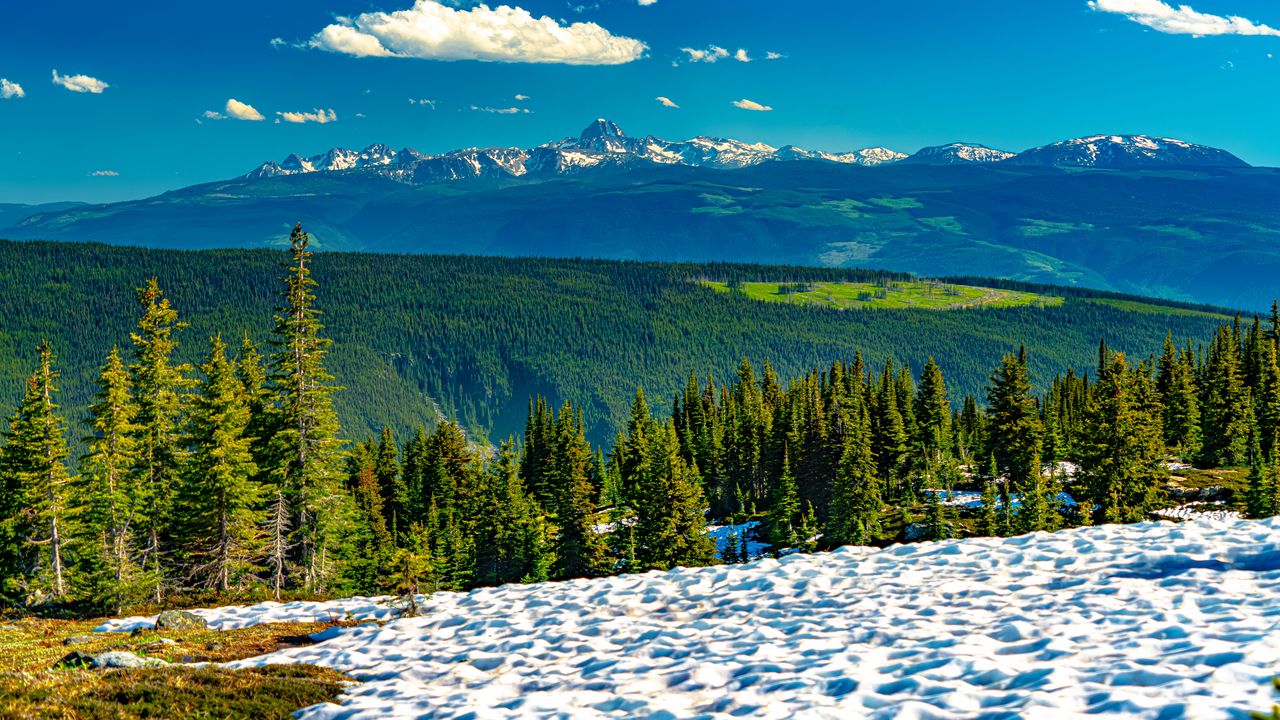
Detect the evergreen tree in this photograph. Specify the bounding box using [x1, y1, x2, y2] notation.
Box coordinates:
[1246, 431, 1280, 519]
[630, 421, 715, 570]
[269, 224, 351, 594]
[915, 357, 952, 461]
[979, 474, 1000, 537]
[1079, 353, 1167, 523]
[985, 347, 1043, 488]
[78, 347, 148, 614]
[127, 279, 188, 600]
[766, 448, 800, 547]
[827, 402, 881, 546]
[473, 441, 551, 586]
[548, 403, 610, 579]
[177, 335, 263, 592]
[1200, 325, 1251, 467]
[0, 343, 75, 605]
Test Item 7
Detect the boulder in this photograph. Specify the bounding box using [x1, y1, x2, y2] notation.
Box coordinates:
[62, 635, 97, 646]
[92, 651, 168, 669]
[155, 610, 207, 631]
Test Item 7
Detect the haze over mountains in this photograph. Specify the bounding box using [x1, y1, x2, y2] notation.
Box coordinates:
[3, 120, 1273, 309]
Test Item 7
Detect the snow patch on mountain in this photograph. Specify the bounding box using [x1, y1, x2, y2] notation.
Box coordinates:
[1006, 134, 1248, 168]
[100, 516, 1280, 718]
[901, 142, 1017, 165]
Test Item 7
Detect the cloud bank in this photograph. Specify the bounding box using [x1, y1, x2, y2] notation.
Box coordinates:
[1088, 0, 1280, 36]
[310, 0, 647, 65]
[51, 69, 109, 94]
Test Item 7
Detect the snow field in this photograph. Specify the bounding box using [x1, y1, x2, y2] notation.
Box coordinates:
[101, 517, 1280, 718]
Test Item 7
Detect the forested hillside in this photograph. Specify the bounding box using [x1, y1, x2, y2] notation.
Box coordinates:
[0, 239, 1232, 445]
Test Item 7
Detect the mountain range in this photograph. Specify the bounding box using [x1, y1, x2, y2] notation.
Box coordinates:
[2, 120, 1273, 309]
[240, 120, 1247, 184]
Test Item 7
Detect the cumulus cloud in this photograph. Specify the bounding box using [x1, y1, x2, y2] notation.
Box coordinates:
[732, 98, 772, 112]
[277, 108, 338, 123]
[1088, 0, 1280, 36]
[734, 48, 751, 62]
[51, 69, 109, 94]
[470, 105, 530, 114]
[656, 96, 679, 108]
[225, 98, 265, 121]
[0, 79, 23, 99]
[309, 0, 647, 65]
[89, 170, 119, 177]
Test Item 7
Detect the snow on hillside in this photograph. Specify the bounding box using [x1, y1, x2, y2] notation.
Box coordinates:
[104, 517, 1280, 718]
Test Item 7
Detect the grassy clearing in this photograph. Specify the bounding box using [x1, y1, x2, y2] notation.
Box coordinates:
[0, 664, 349, 720]
[0, 617, 351, 719]
[703, 279, 1063, 311]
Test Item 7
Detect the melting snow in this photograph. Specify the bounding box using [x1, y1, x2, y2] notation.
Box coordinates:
[100, 517, 1280, 718]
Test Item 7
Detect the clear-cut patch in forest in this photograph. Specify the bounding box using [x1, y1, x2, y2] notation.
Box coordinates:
[98, 516, 1280, 719]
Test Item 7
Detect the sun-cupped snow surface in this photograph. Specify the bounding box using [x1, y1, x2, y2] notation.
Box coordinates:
[156, 517, 1280, 719]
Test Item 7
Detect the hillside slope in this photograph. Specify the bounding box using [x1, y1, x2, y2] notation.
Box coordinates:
[9, 161, 1280, 309]
[102, 517, 1280, 719]
[0, 241, 1230, 444]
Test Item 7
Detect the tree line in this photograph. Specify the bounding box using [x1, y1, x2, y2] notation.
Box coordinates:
[1, 225, 1274, 615]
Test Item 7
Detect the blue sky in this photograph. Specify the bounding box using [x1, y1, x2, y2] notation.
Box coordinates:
[4, 0, 1280, 203]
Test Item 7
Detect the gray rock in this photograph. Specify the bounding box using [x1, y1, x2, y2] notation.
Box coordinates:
[137, 638, 178, 652]
[92, 651, 168, 669]
[155, 610, 207, 631]
[63, 635, 97, 646]
[901, 522, 929, 542]
[0, 624, 20, 632]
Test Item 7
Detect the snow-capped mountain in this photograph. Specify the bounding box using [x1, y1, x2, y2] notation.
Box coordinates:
[1006, 134, 1248, 168]
[243, 120, 907, 184]
[899, 142, 1016, 165]
[242, 122, 1250, 184]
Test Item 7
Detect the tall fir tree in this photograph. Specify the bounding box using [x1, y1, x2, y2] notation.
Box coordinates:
[177, 335, 263, 592]
[548, 403, 610, 579]
[269, 224, 351, 593]
[1199, 325, 1251, 467]
[0, 343, 76, 605]
[827, 401, 881, 546]
[127, 279, 188, 600]
[78, 347, 149, 613]
[985, 346, 1043, 489]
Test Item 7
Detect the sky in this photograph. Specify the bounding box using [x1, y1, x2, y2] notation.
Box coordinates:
[4, 0, 1280, 203]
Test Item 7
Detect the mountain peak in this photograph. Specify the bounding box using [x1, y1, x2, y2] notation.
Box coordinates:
[1006, 134, 1248, 169]
[901, 142, 1015, 165]
[581, 119, 627, 141]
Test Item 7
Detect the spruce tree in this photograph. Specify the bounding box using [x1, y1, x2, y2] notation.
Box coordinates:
[0, 343, 75, 605]
[766, 448, 800, 547]
[128, 279, 188, 600]
[1079, 353, 1167, 523]
[178, 335, 263, 592]
[548, 403, 609, 579]
[78, 347, 148, 613]
[630, 422, 715, 570]
[827, 402, 881, 546]
[915, 357, 951, 461]
[269, 224, 351, 593]
[985, 347, 1043, 489]
[1200, 325, 1251, 467]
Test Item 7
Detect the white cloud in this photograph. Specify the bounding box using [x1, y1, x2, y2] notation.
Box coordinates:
[310, 0, 647, 65]
[765, 51, 784, 60]
[732, 98, 772, 112]
[470, 105, 530, 114]
[514, 93, 531, 101]
[202, 110, 226, 120]
[1088, 0, 1280, 36]
[51, 69, 109, 94]
[225, 98, 265, 121]
[656, 96, 679, 108]
[638, 0, 657, 5]
[269, 37, 288, 49]
[89, 170, 119, 177]
[0, 79, 23, 99]
[680, 45, 754, 64]
[409, 98, 438, 108]
[277, 108, 338, 123]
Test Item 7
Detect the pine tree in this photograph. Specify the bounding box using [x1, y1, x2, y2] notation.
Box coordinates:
[269, 224, 351, 594]
[766, 448, 800, 547]
[374, 429, 406, 539]
[178, 335, 263, 592]
[0, 343, 75, 605]
[1079, 353, 1167, 523]
[915, 357, 951, 461]
[979, 474, 1000, 537]
[548, 403, 610, 579]
[78, 347, 149, 613]
[827, 402, 881, 546]
[128, 279, 188, 600]
[472, 441, 551, 586]
[985, 347, 1043, 489]
[1200, 325, 1251, 467]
